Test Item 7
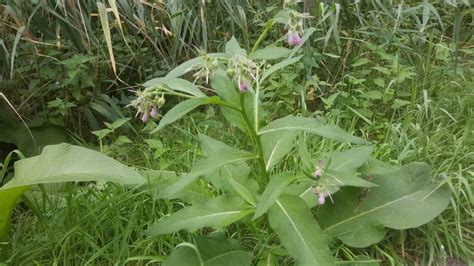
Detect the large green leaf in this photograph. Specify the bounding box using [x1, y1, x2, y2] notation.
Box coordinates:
[0, 186, 29, 241]
[317, 162, 452, 248]
[253, 173, 295, 220]
[159, 149, 256, 198]
[152, 96, 221, 132]
[146, 196, 253, 235]
[200, 135, 258, 205]
[225, 37, 246, 57]
[259, 116, 368, 144]
[262, 131, 297, 171]
[164, 235, 252, 266]
[249, 46, 291, 60]
[143, 78, 206, 97]
[269, 195, 335, 265]
[2, 143, 146, 189]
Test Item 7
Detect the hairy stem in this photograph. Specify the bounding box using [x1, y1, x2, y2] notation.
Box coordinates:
[239, 93, 268, 181]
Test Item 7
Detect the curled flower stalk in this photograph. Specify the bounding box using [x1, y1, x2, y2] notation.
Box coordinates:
[129, 88, 166, 123]
[227, 55, 258, 93]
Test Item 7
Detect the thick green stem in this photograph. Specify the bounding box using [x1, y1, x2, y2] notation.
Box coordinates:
[239, 93, 268, 181]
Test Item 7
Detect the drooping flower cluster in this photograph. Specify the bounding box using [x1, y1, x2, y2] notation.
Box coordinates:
[311, 160, 331, 205]
[190, 54, 220, 85]
[283, 0, 309, 46]
[226, 55, 257, 93]
[128, 87, 166, 123]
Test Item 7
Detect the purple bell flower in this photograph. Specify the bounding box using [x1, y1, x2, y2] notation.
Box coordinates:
[318, 193, 326, 205]
[239, 81, 248, 93]
[141, 112, 149, 123]
[293, 32, 302, 46]
[150, 107, 158, 118]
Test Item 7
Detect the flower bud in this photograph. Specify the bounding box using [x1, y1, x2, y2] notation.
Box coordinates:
[226, 68, 235, 78]
[157, 96, 166, 107]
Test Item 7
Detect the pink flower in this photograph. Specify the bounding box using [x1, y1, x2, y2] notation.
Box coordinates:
[313, 160, 324, 178]
[239, 81, 248, 93]
[293, 32, 301, 46]
[141, 112, 149, 123]
[287, 31, 295, 45]
[287, 31, 302, 46]
[150, 107, 158, 118]
[318, 193, 326, 205]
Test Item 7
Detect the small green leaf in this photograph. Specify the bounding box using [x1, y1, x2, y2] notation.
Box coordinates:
[351, 58, 371, 67]
[164, 235, 252, 266]
[104, 117, 130, 130]
[249, 47, 291, 60]
[259, 116, 368, 144]
[269, 195, 335, 265]
[261, 55, 303, 82]
[146, 197, 253, 235]
[152, 96, 220, 132]
[253, 173, 296, 220]
[318, 162, 452, 248]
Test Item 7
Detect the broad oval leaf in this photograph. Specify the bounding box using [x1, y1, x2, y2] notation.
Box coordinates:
[317, 162, 452, 248]
[152, 96, 221, 133]
[269, 195, 335, 265]
[2, 143, 146, 189]
[146, 196, 253, 235]
[259, 116, 368, 144]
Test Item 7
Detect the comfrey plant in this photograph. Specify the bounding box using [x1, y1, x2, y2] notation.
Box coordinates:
[134, 9, 451, 266]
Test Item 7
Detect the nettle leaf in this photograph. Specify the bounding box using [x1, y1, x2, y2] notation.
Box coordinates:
[2, 143, 146, 189]
[200, 135, 258, 206]
[249, 46, 291, 60]
[253, 173, 296, 220]
[259, 116, 368, 144]
[146, 196, 253, 235]
[160, 148, 255, 198]
[0, 186, 29, 241]
[225, 37, 246, 57]
[164, 235, 252, 266]
[317, 162, 451, 248]
[152, 96, 221, 133]
[262, 131, 298, 172]
[269, 195, 335, 265]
